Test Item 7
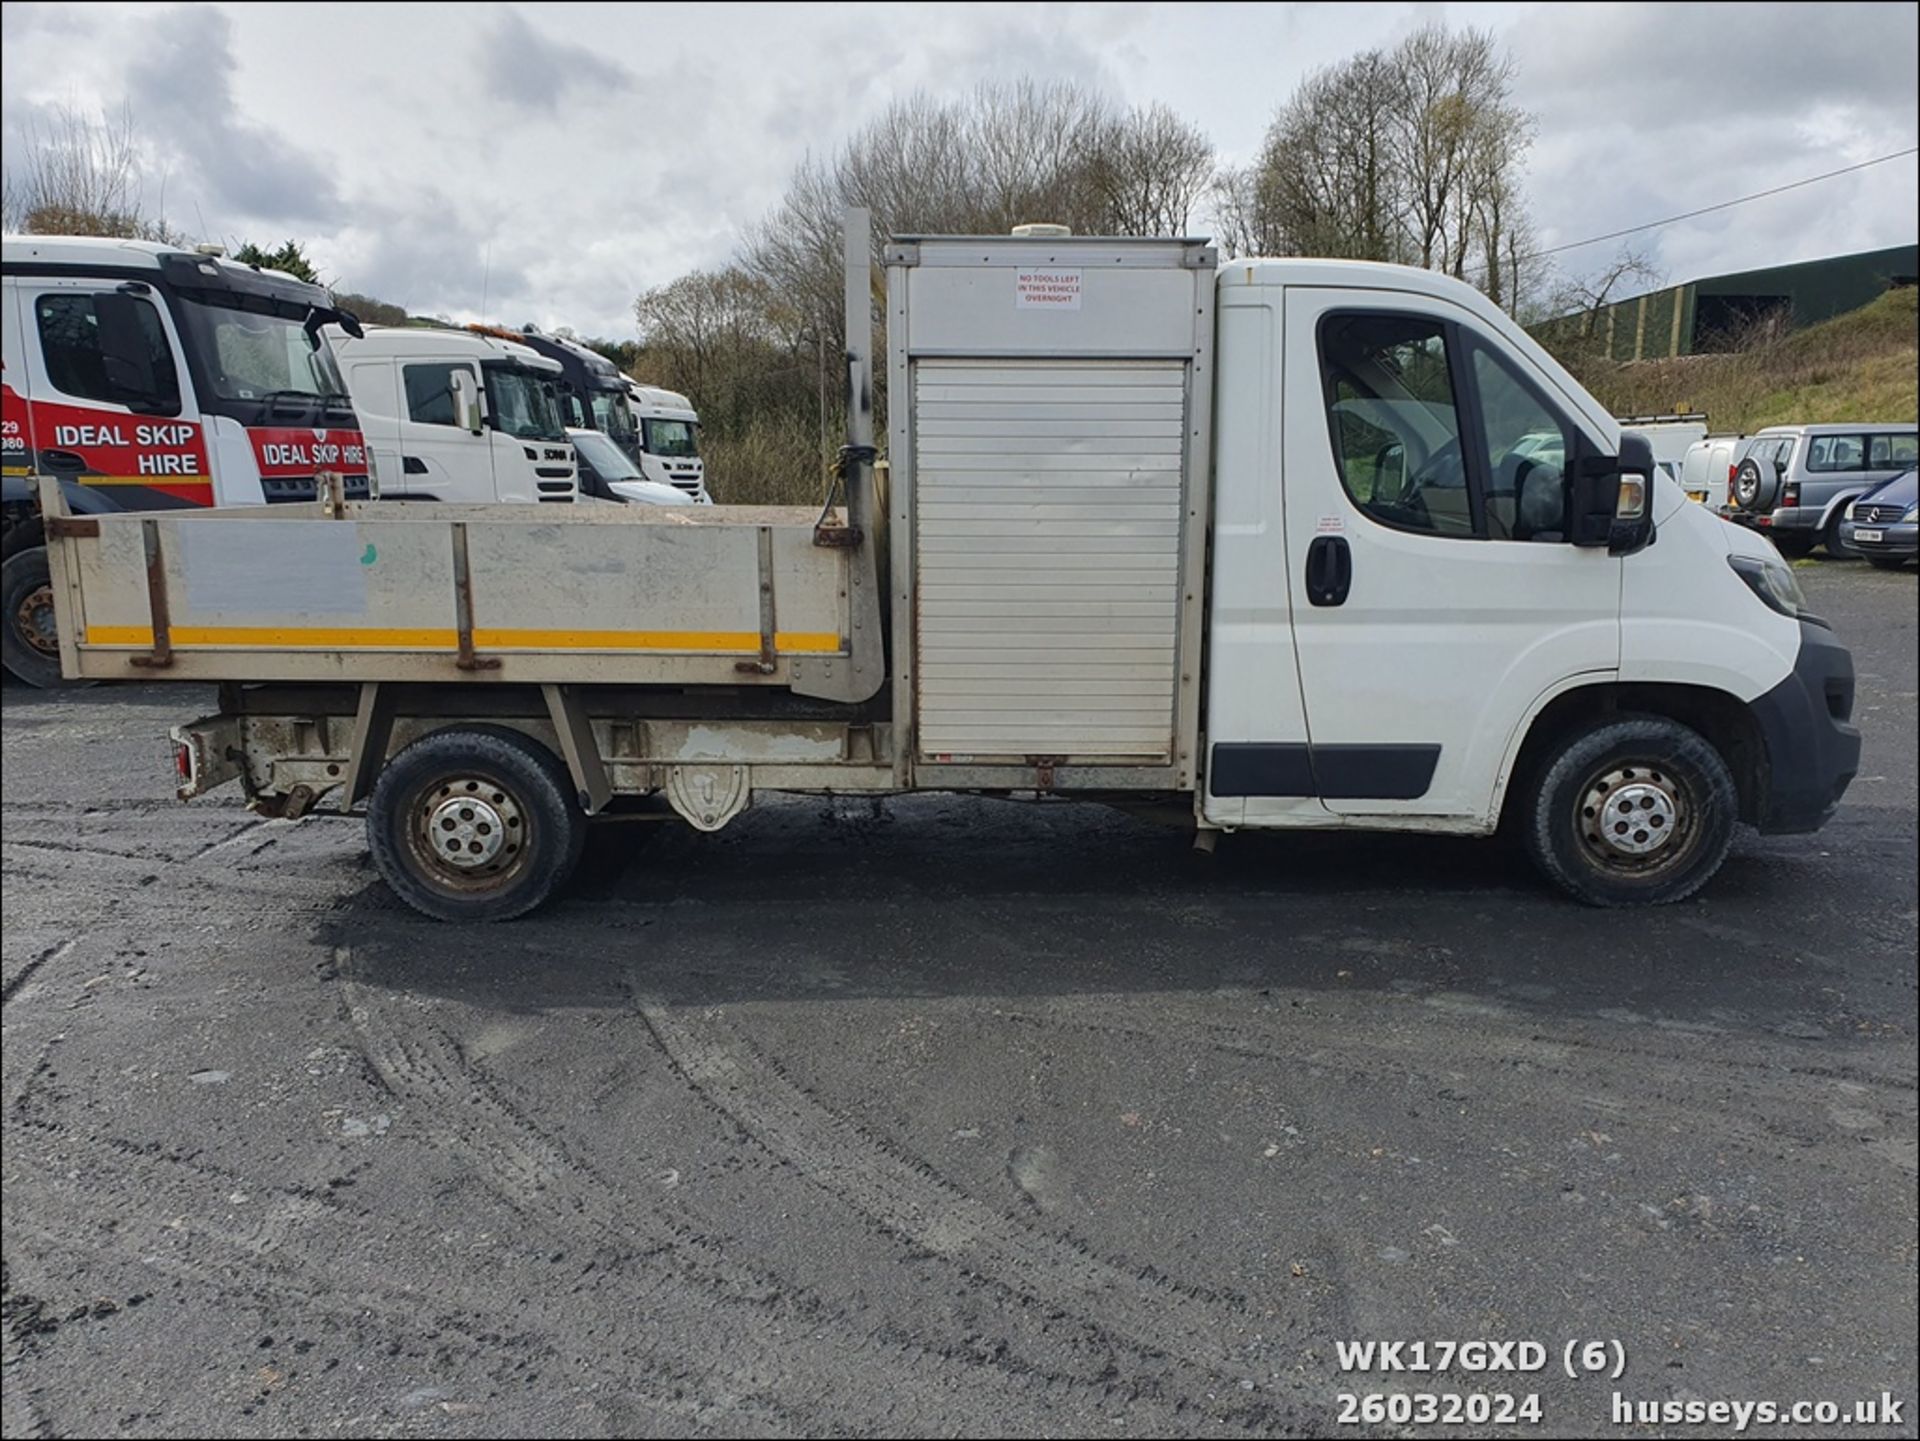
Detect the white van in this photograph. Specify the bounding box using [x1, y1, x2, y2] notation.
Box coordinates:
[336, 328, 577, 503]
[624, 380, 708, 501]
[1616, 414, 1707, 495]
[1681, 434, 1746, 509]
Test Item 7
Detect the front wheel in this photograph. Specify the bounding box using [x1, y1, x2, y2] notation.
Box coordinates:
[366, 725, 586, 922]
[1868, 556, 1912, 571]
[1, 546, 91, 688]
[1522, 717, 1738, 907]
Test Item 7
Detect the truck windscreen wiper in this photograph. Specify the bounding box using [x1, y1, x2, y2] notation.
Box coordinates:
[257, 390, 353, 420]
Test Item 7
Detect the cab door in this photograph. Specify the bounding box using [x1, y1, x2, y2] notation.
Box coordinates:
[1279, 288, 1621, 822]
[398, 359, 489, 501]
[14, 276, 207, 508]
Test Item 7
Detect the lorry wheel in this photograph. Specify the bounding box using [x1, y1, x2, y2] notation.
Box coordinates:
[1, 547, 89, 689]
[1522, 717, 1737, 907]
[366, 725, 586, 922]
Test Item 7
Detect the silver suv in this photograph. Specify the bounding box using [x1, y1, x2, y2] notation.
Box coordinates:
[1728, 423, 1919, 557]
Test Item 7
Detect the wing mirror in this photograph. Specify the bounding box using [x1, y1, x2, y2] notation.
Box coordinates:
[96, 291, 181, 417]
[450, 370, 483, 435]
[1571, 433, 1655, 556]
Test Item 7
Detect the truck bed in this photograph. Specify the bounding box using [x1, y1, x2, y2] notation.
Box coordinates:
[44, 492, 859, 688]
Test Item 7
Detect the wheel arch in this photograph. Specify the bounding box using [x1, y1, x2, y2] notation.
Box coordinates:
[1497, 680, 1769, 830]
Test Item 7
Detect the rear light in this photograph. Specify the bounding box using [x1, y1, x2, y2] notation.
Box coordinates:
[173, 741, 193, 783]
[1728, 464, 1739, 483]
[1781, 484, 1800, 508]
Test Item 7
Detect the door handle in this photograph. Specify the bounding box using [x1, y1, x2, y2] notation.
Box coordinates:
[1306, 535, 1351, 607]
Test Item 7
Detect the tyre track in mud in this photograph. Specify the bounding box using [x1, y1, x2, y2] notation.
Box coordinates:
[626, 980, 1329, 1407]
[335, 946, 1286, 1435]
[985, 999, 1919, 1183]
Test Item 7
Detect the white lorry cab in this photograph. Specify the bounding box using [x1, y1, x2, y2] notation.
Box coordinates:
[624, 380, 709, 501]
[334, 327, 577, 505]
[36, 215, 1860, 920]
[2, 234, 370, 685]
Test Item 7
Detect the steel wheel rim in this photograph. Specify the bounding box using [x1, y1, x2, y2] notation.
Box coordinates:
[17, 582, 59, 659]
[408, 775, 530, 891]
[1575, 761, 1699, 877]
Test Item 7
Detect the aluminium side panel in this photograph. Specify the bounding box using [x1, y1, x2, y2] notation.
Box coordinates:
[887, 235, 1217, 778]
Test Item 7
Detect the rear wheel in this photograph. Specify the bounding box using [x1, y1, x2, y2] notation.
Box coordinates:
[1523, 717, 1738, 907]
[366, 725, 586, 922]
[1, 546, 90, 689]
[1823, 513, 1857, 559]
[1769, 532, 1815, 559]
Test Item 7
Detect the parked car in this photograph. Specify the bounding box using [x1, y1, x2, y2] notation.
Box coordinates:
[1727, 423, 1919, 557]
[1838, 469, 1917, 569]
[1616, 413, 1707, 494]
[567, 428, 697, 506]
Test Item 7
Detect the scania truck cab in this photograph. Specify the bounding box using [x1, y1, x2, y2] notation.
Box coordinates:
[510, 326, 642, 457]
[625, 380, 709, 501]
[334, 327, 577, 506]
[2, 234, 370, 685]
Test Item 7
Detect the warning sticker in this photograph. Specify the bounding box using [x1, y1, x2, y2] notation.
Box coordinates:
[1016, 269, 1082, 311]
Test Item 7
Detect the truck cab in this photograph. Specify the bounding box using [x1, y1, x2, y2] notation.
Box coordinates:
[510, 326, 645, 462]
[334, 327, 577, 505]
[624, 381, 708, 501]
[2, 233, 370, 684]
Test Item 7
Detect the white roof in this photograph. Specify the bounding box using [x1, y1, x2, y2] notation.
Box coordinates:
[1751, 421, 1916, 436]
[1, 234, 318, 293]
[626, 380, 697, 416]
[336, 325, 561, 372]
[3, 234, 183, 270]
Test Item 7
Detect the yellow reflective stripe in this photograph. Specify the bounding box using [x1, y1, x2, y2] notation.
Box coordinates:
[476, 628, 842, 653]
[82, 625, 845, 654]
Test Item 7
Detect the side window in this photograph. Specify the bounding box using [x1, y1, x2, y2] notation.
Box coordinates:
[35, 292, 176, 407]
[1470, 344, 1573, 541]
[403, 362, 468, 426]
[1805, 435, 1864, 472]
[1319, 313, 1471, 536]
[1868, 433, 1918, 467]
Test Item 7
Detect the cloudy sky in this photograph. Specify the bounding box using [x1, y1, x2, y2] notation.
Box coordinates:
[3, 1, 1915, 337]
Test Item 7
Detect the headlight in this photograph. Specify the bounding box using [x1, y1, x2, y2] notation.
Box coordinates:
[1845, 501, 1858, 520]
[1728, 554, 1809, 619]
[1905, 503, 1918, 522]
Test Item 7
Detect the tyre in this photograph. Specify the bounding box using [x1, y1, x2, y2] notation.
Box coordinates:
[1868, 556, 1911, 570]
[1823, 514, 1857, 559]
[1731, 458, 1779, 514]
[1769, 532, 1815, 560]
[0, 546, 91, 689]
[1522, 716, 1738, 907]
[366, 725, 586, 922]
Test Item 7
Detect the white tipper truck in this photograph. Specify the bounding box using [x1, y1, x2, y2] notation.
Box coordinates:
[36, 212, 1859, 920]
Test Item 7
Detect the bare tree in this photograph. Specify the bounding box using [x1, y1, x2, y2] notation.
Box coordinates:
[1226, 23, 1534, 312]
[2, 102, 177, 240]
[1547, 244, 1663, 338]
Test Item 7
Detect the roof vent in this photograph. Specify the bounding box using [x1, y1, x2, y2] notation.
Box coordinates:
[1011, 223, 1071, 238]
[193, 242, 225, 257]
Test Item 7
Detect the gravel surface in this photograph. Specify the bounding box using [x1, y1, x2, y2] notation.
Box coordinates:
[3, 562, 1914, 1438]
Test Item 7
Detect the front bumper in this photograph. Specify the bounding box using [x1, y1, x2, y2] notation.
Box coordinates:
[1838, 519, 1917, 558]
[1748, 620, 1860, 834]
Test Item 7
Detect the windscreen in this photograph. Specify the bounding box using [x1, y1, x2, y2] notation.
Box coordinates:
[486, 367, 565, 441]
[644, 417, 699, 458]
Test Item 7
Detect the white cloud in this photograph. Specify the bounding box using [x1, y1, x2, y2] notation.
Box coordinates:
[3, 1, 1914, 335]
